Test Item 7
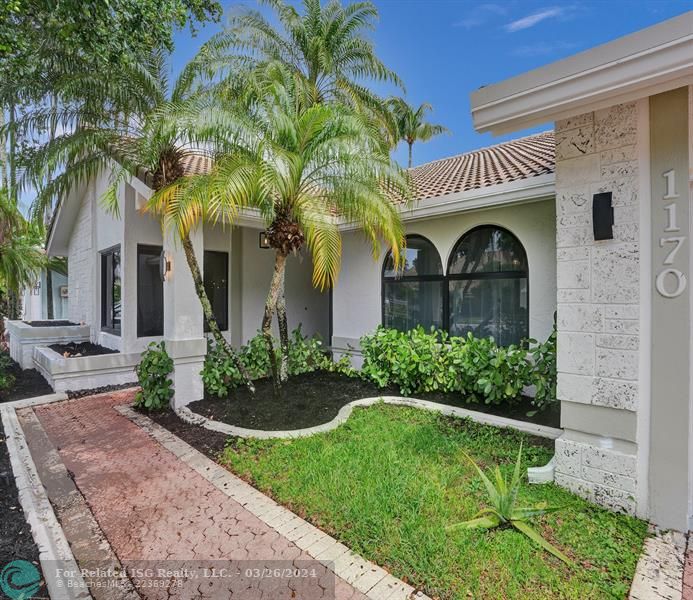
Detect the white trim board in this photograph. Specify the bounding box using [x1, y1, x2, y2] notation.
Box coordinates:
[471, 11, 693, 134]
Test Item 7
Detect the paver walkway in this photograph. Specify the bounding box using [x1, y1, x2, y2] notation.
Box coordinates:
[684, 544, 693, 600]
[33, 390, 367, 600]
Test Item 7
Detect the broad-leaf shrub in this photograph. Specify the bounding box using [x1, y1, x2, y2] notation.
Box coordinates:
[134, 342, 174, 410]
[201, 327, 354, 397]
[360, 326, 556, 409]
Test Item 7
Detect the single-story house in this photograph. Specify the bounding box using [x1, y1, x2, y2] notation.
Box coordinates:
[7, 10, 692, 532]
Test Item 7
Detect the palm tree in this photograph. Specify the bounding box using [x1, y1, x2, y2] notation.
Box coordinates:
[151, 64, 408, 392]
[0, 188, 46, 324]
[14, 52, 255, 391]
[386, 97, 449, 168]
[201, 0, 400, 133]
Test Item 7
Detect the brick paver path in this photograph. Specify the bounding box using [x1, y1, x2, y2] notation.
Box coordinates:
[34, 391, 366, 600]
[684, 548, 693, 600]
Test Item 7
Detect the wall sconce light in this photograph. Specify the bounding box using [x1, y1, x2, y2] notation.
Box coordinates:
[32, 281, 41, 296]
[592, 191, 614, 240]
[259, 231, 271, 249]
[159, 250, 173, 281]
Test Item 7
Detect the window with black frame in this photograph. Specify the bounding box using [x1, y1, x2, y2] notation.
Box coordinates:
[382, 235, 444, 332]
[204, 250, 229, 332]
[448, 226, 528, 346]
[101, 246, 122, 335]
[137, 245, 164, 337]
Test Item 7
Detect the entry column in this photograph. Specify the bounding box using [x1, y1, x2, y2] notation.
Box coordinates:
[163, 227, 206, 408]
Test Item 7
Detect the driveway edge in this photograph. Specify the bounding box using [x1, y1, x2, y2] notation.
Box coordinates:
[1, 404, 90, 600]
[629, 528, 686, 600]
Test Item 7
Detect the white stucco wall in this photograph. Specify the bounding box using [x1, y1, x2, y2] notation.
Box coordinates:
[67, 179, 96, 327]
[238, 227, 330, 344]
[332, 198, 557, 357]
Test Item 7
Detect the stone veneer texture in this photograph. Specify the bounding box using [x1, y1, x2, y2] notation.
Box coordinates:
[553, 102, 641, 514]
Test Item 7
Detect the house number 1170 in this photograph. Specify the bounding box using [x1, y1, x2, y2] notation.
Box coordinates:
[656, 169, 687, 298]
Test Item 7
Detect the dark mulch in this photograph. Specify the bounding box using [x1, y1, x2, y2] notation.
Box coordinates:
[0, 434, 46, 594]
[147, 409, 228, 460]
[66, 382, 139, 400]
[0, 354, 53, 404]
[187, 370, 560, 432]
[48, 341, 119, 358]
[23, 320, 77, 327]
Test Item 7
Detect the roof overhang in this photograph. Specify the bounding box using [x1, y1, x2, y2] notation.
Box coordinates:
[340, 173, 555, 231]
[470, 11, 693, 135]
[46, 182, 87, 256]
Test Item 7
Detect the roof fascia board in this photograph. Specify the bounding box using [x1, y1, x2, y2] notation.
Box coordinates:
[471, 11, 693, 134]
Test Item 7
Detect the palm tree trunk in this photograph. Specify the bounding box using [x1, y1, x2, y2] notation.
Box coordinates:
[262, 250, 287, 395]
[0, 110, 7, 190]
[408, 141, 413, 169]
[8, 103, 16, 203]
[180, 234, 255, 394]
[276, 267, 289, 383]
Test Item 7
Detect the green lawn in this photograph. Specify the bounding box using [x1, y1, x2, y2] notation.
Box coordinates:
[220, 404, 648, 599]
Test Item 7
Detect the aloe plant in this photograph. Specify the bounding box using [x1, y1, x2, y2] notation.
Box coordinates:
[448, 443, 572, 565]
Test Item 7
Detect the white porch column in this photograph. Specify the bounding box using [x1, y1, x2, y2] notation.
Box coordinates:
[163, 226, 206, 408]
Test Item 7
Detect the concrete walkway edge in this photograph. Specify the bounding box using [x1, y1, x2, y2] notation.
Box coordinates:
[1, 403, 90, 600]
[119, 405, 430, 600]
[176, 395, 563, 441]
[629, 528, 686, 600]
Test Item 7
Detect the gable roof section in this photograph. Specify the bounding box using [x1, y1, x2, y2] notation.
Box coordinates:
[408, 131, 555, 201]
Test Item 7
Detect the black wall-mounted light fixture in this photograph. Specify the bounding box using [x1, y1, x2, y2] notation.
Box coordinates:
[592, 191, 614, 241]
[259, 231, 271, 249]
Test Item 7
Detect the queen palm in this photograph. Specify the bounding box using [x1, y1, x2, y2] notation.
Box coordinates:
[201, 0, 400, 136]
[387, 97, 449, 168]
[151, 64, 408, 392]
[15, 52, 254, 390]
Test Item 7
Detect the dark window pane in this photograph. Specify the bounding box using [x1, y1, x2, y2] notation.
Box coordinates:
[383, 236, 442, 278]
[383, 281, 444, 332]
[137, 245, 164, 337]
[204, 251, 229, 332]
[449, 277, 528, 346]
[448, 226, 527, 275]
[101, 247, 121, 335]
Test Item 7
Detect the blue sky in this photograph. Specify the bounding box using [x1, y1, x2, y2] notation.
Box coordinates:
[172, 0, 692, 168]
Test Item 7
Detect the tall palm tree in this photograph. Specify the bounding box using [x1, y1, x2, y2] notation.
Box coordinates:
[14, 52, 255, 391]
[386, 97, 449, 168]
[201, 0, 400, 136]
[0, 188, 46, 324]
[152, 63, 408, 392]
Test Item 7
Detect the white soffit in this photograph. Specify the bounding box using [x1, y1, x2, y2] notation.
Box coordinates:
[470, 11, 693, 134]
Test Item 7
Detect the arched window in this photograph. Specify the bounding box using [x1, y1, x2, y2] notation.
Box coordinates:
[448, 226, 528, 346]
[382, 235, 444, 332]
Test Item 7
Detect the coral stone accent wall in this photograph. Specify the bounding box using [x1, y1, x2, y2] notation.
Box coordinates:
[553, 102, 642, 514]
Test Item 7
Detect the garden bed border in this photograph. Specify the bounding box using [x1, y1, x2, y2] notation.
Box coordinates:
[1, 399, 88, 600]
[176, 395, 563, 440]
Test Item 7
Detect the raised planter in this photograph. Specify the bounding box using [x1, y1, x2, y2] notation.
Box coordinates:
[5, 320, 90, 369]
[33, 346, 140, 392]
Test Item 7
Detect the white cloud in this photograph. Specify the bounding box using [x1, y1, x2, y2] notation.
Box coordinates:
[505, 7, 564, 32]
[454, 3, 508, 29]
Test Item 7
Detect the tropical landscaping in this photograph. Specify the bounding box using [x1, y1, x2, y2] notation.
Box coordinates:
[0, 1, 655, 598]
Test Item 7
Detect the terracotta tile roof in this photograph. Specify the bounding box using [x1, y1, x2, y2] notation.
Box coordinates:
[181, 153, 213, 176]
[408, 131, 555, 200]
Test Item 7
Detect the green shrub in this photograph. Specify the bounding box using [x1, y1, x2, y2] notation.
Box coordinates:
[0, 351, 15, 394]
[200, 327, 354, 397]
[360, 326, 556, 409]
[527, 321, 557, 411]
[134, 342, 174, 411]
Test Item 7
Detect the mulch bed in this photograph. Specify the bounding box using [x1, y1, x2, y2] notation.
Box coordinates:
[148, 409, 228, 459]
[66, 383, 139, 400]
[0, 354, 53, 404]
[48, 341, 119, 358]
[0, 434, 46, 594]
[186, 370, 560, 432]
[23, 320, 77, 327]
